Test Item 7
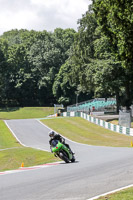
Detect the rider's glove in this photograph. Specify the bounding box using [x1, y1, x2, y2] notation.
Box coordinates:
[62, 138, 65, 143]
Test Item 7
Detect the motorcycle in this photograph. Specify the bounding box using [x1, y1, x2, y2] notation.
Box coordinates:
[51, 139, 75, 163]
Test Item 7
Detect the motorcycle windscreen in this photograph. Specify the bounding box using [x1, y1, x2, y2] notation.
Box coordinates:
[51, 139, 58, 147]
[51, 140, 63, 152]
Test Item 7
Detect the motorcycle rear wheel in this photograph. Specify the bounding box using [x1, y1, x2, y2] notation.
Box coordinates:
[59, 152, 69, 163]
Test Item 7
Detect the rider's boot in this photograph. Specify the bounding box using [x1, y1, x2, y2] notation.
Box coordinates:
[69, 148, 75, 155]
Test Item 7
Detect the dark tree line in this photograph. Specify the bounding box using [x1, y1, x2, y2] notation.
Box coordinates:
[0, 1, 133, 109]
[0, 28, 76, 106]
[54, 2, 133, 110]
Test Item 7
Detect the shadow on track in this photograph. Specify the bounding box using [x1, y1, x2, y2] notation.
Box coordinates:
[60, 160, 79, 164]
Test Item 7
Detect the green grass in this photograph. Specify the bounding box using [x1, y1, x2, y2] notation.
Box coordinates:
[0, 121, 21, 149]
[97, 187, 133, 199]
[0, 120, 59, 171]
[0, 147, 59, 171]
[41, 117, 133, 147]
[0, 107, 54, 119]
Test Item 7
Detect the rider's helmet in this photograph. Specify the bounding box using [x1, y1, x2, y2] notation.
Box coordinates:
[49, 131, 55, 138]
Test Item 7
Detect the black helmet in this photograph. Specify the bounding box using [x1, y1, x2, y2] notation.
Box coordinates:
[49, 131, 55, 138]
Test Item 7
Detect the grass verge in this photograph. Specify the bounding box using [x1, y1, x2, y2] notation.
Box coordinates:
[41, 117, 133, 147]
[0, 107, 54, 119]
[0, 121, 21, 149]
[0, 120, 59, 171]
[97, 187, 133, 199]
[0, 147, 59, 171]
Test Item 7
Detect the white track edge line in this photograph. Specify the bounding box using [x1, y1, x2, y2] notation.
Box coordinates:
[87, 184, 133, 200]
[0, 147, 22, 151]
[37, 119, 92, 146]
[4, 120, 50, 152]
[4, 120, 28, 147]
[37, 119, 133, 149]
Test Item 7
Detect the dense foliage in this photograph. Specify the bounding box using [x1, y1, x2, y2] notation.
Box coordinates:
[54, 2, 133, 110]
[0, 1, 133, 109]
[0, 28, 76, 106]
[92, 0, 133, 109]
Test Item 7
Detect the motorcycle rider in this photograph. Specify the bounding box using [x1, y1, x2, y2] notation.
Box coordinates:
[49, 130, 74, 155]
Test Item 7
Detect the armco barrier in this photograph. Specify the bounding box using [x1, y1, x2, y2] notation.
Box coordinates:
[61, 112, 133, 136]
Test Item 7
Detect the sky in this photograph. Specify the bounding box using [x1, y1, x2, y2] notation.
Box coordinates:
[0, 0, 91, 35]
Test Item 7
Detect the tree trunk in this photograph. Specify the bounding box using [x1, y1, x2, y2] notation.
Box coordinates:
[125, 80, 131, 111]
[116, 91, 120, 113]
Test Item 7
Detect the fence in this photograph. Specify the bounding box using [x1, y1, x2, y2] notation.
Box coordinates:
[61, 111, 133, 136]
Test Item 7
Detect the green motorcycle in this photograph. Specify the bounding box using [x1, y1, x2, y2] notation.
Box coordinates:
[51, 140, 75, 163]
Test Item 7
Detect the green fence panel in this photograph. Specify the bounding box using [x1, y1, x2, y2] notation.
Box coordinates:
[67, 112, 70, 117]
[85, 113, 87, 119]
[126, 128, 130, 135]
[108, 123, 111, 130]
[93, 117, 96, 123]
[119, 126, 123, 133]
[113, 125, 116, 132]
[103, 121, 105, 127]
[98, 119, 100, 125]
[75, 112, 81, 117]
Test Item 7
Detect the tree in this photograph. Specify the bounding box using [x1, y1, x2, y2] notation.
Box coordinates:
[62, 6, 99, 100]
[0, 29, 76, 106]
[93, 0, 133, 109]
[53, 60, 77, 105]
[58, 5, 127, 111]
[0, 39, 9, 105]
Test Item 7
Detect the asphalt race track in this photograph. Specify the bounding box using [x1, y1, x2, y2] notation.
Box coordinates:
[1, 119, 133, 200]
